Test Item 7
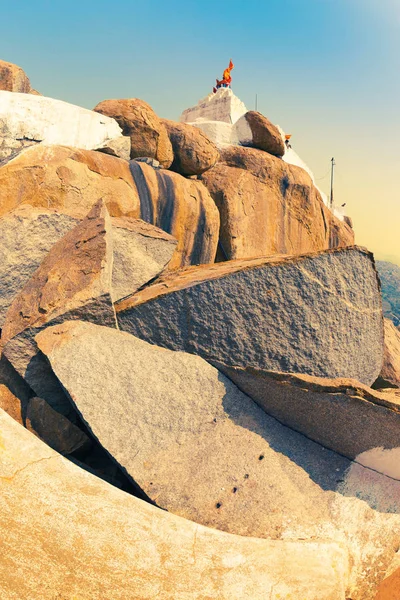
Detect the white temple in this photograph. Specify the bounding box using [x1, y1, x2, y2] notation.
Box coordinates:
[179, 88, 345, 220]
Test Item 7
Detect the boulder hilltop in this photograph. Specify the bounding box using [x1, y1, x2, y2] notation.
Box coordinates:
[0, 59, 396, 600]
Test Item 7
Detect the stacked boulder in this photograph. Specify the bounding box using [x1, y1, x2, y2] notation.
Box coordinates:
[0, 59, 398, 600]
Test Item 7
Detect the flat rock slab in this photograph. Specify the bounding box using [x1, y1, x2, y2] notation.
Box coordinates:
[2, 200, 116, 412]
[37, 320, 400, 598]
[0, 409, 350, 600]
[116, 246, 383, 386]
[211, 362, 400, 471]
[0, 90, 122, 161]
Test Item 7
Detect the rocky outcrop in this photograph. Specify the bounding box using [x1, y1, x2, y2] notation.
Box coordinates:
[36, 320, 400, 598]
[162, 119, 219, 175]
[211, 364, 400, 470]
[0, 407, 350, 600]
[377, 318, 400, 387]
[116, 247, 383, 386]
[2, 200, 117, 413]
[0, 145, 217, 268]
[201, 146, 354, 260]
[129, 161, 219, 267]
[0, 91, 122, 161]
[0, 59, 35, 94]
[94, 98, 173, 168]
[26, 396, 91, 455]
[0, 205, 176, 327]
[234, 111, 285, 156]
[0, 144, 141, 219]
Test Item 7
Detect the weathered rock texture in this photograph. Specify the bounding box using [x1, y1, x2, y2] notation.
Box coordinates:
[375, 562, 400, 599]
[95, 135, 131, 161]
[116, 247, 383, 386]
[0, 205, 176, 326]
[0, 60, 35, 94]
[201, 146, 354, 261]
[0, 205, 77, 327]
[111, 216, 177, 300]
[211, 363, 400, 469]
[162, 119, 220, 175]
[0, 144, 141, 219]
[2, 200, 116, 412]
[0, 408, 350, 600]
[129, 161, 219, 267]
[36, 320, 400, 599]
[0, 91, 122, 161]
[235, 111, 285, 156]
[0, 354, 32, 424]
[26, 396, 91, 456]
[94, 98, 173, 167]
[378, 318, 400, 388]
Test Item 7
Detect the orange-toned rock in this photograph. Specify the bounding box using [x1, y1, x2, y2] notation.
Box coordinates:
[201, 146, 354, 261]
[0, 144, 141, 219]
[235, 111, 285, 156]
[0, 59, 34, 93]
[129, 161, 219, 267]
[375, 565, 400, 599]
[0, 407, 350, 600]
[162, 119, 219, 175]
[94, 98, 173, 167]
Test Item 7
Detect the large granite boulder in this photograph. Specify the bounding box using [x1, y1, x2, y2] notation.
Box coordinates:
[0, 205, 176, 327]
[0, 408, 349, 600]
[116, 247, 383, 386]
[93, 98, 173, 168]
[377, 318, 400, 388]
[0, 144, 141, 219]
[0, 91, 122, 162]
[36, 320, 400, 598]
[234, 111, 285, 156]
[162, 119, 220, 175]
[211, 363, 400, 470]
[0, 59, 35, 93]
[201, 145, 354, 260]
[129, 160, 219, 267]
[2, 200, 117, 413]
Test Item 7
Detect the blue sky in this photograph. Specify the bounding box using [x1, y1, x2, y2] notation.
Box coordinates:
[2, 0, 399, 262]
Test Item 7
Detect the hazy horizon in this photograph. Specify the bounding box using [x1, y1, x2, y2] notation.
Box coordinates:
[2, 0, 399, 264]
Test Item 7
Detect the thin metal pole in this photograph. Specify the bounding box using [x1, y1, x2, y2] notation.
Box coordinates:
[255, 93, 258, 111]
[330, 157, 335, 209]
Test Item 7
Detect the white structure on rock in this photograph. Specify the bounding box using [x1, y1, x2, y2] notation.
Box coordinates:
[180, 88, 345, 220]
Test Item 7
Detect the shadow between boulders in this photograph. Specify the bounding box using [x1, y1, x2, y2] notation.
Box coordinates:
[219, 372, 400, 515]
